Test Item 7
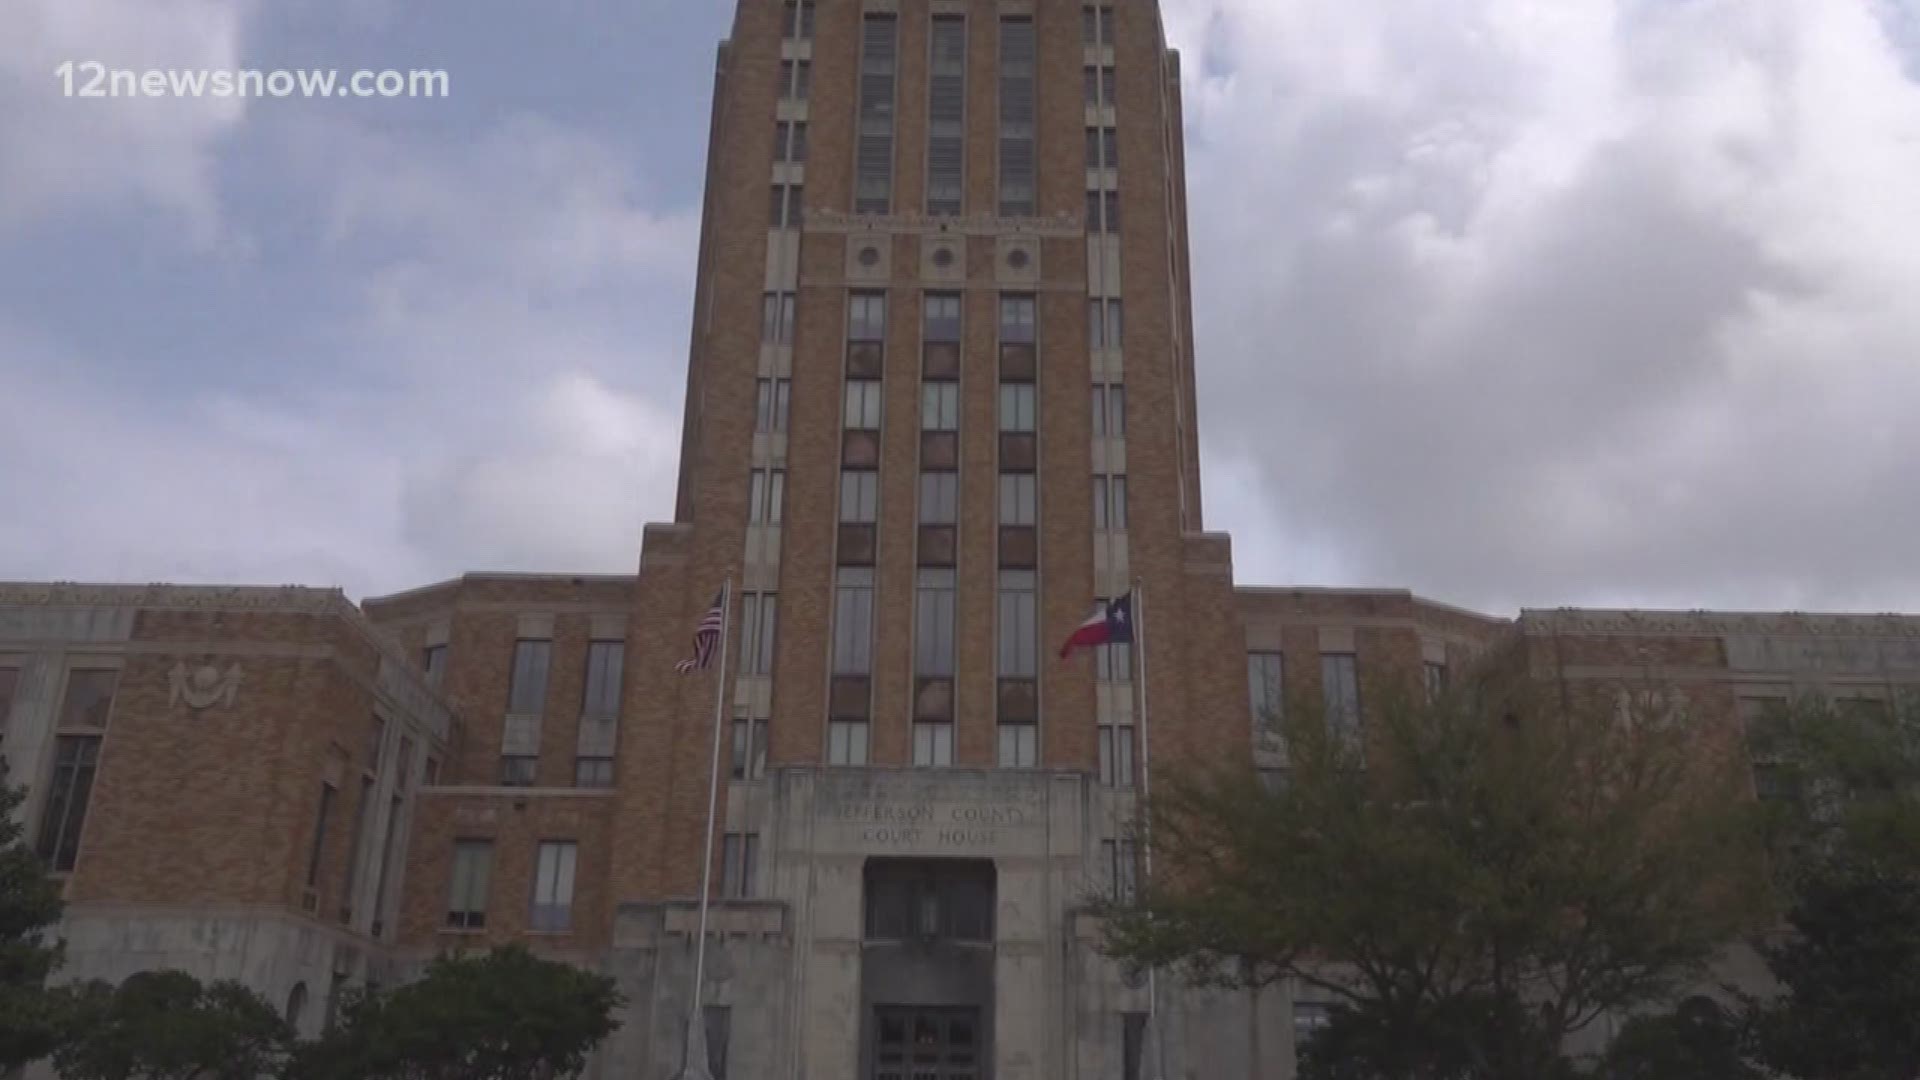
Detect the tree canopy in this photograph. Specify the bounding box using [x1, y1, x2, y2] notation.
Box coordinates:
[54, 970, 292, 1080]
[0, 774, 68, 1070]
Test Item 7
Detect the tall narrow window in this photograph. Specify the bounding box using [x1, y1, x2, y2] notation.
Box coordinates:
[750, 468, 787, 525]
[1424, 661, 1449, 702]
[844, 380, 884, 430]
[770, 183, 804, 228]
[731, 713, 769, 780]
[530, 840, 577, 932]
[833, 569, 876, 676]
[927, 15, 966, 215]
[1099, 724, 1135, 788]
[445, 839, 492, 929]
[1094, 475, 1128, 529]
[304, 783, 337, 893]
[1322, 653, 1361, 745]
[1000, 294, 1037, 343]
[856, 15, 899, 213]
[922, 382, 960, 430]
[705, 1006, 733, 1080]
[721, 833, 759, 897]
[1092, 385, 1127, 438]
[919, 472, 959, 523]
[840, 471, 879, 523]
[998, 721, 1037, 769]
[999, 384, 1036, 432]
[583, 640, 624, 717]
[916, 569, 957, 679]
[340, 777, 372, 922]
[1122, 1012, 1148, 1080]
[829, 720, 870, 766]
[914, 722, 955, 767]
[849, 292, 888, 343]
[762, 292, 796, 345]
[508, 639, 551, 714]
[739, 594, 778, 676]
[1104, 837, 1138, 900]
[925, 292, 962, 343]
[1096, 639, 1133, 683]
[998, 17, 1037, 216]
[59, 670, 117, 729]
[1000, 474, 1037, 524]
[421, 645, 446, 689]
[756, 378, 791, 433]
[998, 571, 1038, 680]
[1248, 652, 1285, 735]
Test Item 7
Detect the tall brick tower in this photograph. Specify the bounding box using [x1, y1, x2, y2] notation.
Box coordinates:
[612, 1, 1249, 1076]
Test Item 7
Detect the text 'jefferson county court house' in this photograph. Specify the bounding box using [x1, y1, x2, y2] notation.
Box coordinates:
[6, 2, 1920, 1078]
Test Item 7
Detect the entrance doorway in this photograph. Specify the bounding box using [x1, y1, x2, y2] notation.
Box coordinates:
[872, 1007, 981, 1080]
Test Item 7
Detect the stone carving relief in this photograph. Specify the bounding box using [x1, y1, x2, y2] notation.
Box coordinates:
[169, 662, 242, 710]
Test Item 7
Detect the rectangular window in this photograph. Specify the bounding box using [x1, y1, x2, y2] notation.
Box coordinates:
[794, 57, 812, 99]
[999, 383, 1036, 431]
[739, 593, 778, 676]
[1096, 639, 1133, 683]
[1104, 837, 1138, 901]
[755, 378, 791, 433]
[927, 15, 966, 215]
[849, 292, 888, 342]
[421, 645, 446, 689]
[916, 569, 957, 678]
[574, 756, 614, 788]
[705, 1005, 733, 1080]
[1084, 65, 1100, 107]
[340, 777, 372, 921]
[780, 59, 796, 99]
[1099, 724, 1135, 788]
[761, 292, 796, 345]
[731, 716, 769, 780]
[304, 782, 336, 890]
[1103, 66, 1118, 104]
[58, 670, 117, 730]
[507, 639, 551, 714]
[998, 17, 1037, 216]
[922, 382, 960, 430]
[828, 720, 870, 766]
[925, 292, 962, 343]
[1094, 475, 1128, 529]
[998, 722, 1038, 768]
[914, 721, 955, 767]
[583, 640, 624, 717]
[721, 833, 760, 898]
[919, 472, 958, 523]
[1248, 651, 1285, 730]
[999, 295, 1036, 344]
[1092, 385, 1127, 438]
[1424, 661, 1449, 702]
[1091, 298, 1123, 349]
[367, 716, 386, 771]
[998, 570, 1038, 678]
[770, 183, 803, 228]
[500, 755, 538, 787]
[839, 470, 879, 523]
[775, 120, 807, 163]
[751, 468, 788, 525]
[999, 473, 1037, 524]
[1106, 298, 1124, 347]
[1295, 1003, 1334, 1048]
[1322, 653, 1361, 744]
[1102, 189, 1121, 233]
[1084, 5, 1100, 44]
[856, 14, 899, 213]
[844, 379, 884, 429]
[530, 840, 578, 932]
[1123, 1012, 1148, 1080]
[833, 568, 876, 676]
[784, 0, 816, 41]
[445, 839, 492, 929]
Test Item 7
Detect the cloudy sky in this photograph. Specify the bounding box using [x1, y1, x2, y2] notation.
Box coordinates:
[3, 0, 1919, 616]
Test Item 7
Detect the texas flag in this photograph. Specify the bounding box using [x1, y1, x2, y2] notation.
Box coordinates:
[1059, 591, 1136, 658]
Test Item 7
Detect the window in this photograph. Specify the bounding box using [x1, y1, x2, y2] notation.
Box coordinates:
[856, 14, 898, 213]
[507, 639, 551, 714]
[922, 382, 960, 430]
[1096, 639, 1133, 683]
[999, 474, 1037, 524]
[1103, 66, 1118, 105]
[784, 0, 815, 40]
[705, 1005, 733, 1080]
[864, 859, 994, 941]
[1087, 4, 1115, 46]
[839, 470, 879, 523]
[59, 670, 117, 730]
[739, 593, 778, 676]
[998, 17, 1037, 215]
[849, 292, 888, 342]
[998, 722, 1038, 768]
[918, 472, 958, 523]
[530, 840, 577, 932]
[914, 722, 955, 767]
[832, 568, 876, 676]
[721, 832, 759, 898]
[731, 716, 769, 780]
[583, 640, 624, 717]
[915, 569, 957, 677]
[500, 755, 538, 787]
[828, 720, 870, 766]
[37, 735, 100, 871]
[770, 183, 803, 228]
[999, 384, 1036, 432]
[1099, 724, 1135, 788]
[1123, 1012, 1148, 1080]
[1093, 475, 1128, 529]
[421, 645, 446, 689]
[1424, 660, 1448, 702]
[1090, 298, 1124, 349]
[780, 58, 812, 101]
[927, 15, 966, 215]
[1103, 837, 1138, 900]
[1092, 385, 1127, 438]
[751, 468, 787, 525]
[999, 295, 1036, 344]
[775, 120, 807, 163]
[371, 794, 404, 935]
[844, 380, 884, 429]
[1085, 189, 1120, 233]
[303, 782, 337, 897]
[1322, 653, 1361, 744]
[367, 716, 386, 771]
[925, 293, 962, 343]
[340, 777, 372, 922]
[1084, 65, 1100, 107]
[1248, 651, 1285, 734]
[761, 292, 796, 345]
[755, 378, 791, 433]
[286, 984, 308, 1030]
[998, 571, 1038, 678]
[575, 756, 614, 788]
[1294, 1002, 1333, 1048]
[446, 840, 492, 929]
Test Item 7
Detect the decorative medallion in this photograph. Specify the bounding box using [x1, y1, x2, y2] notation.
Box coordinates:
[169, 661, 242, 710]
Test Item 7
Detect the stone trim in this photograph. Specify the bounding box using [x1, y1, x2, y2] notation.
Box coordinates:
[1522, 609, 1920, 638]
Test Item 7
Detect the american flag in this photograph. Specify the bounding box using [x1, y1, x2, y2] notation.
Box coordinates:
[675, 588, 728, 674]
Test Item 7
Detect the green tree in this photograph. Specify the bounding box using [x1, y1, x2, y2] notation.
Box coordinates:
[52, 970, 291, 1080]
[292, 945, 622, 1080]
[0, 775, 67, 1071]
[1096, 672, 1768, 1080]
[1599, 996, 1761, 1080]
[1743, 694, 1920, 1080]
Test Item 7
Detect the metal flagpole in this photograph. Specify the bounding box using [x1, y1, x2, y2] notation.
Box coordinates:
[676, 576, 732, 1080]
[1131, 578, 1167, 1080]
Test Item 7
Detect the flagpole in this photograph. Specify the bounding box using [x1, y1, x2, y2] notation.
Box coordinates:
[678, 575, 732, 1080]
[1131, 577, 1166, 1080]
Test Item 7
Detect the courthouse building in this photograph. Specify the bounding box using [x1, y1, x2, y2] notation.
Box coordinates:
[6, 2, 1920, 1078]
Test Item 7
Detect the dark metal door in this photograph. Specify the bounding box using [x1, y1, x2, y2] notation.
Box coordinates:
[872, 1006, 981, 1080]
